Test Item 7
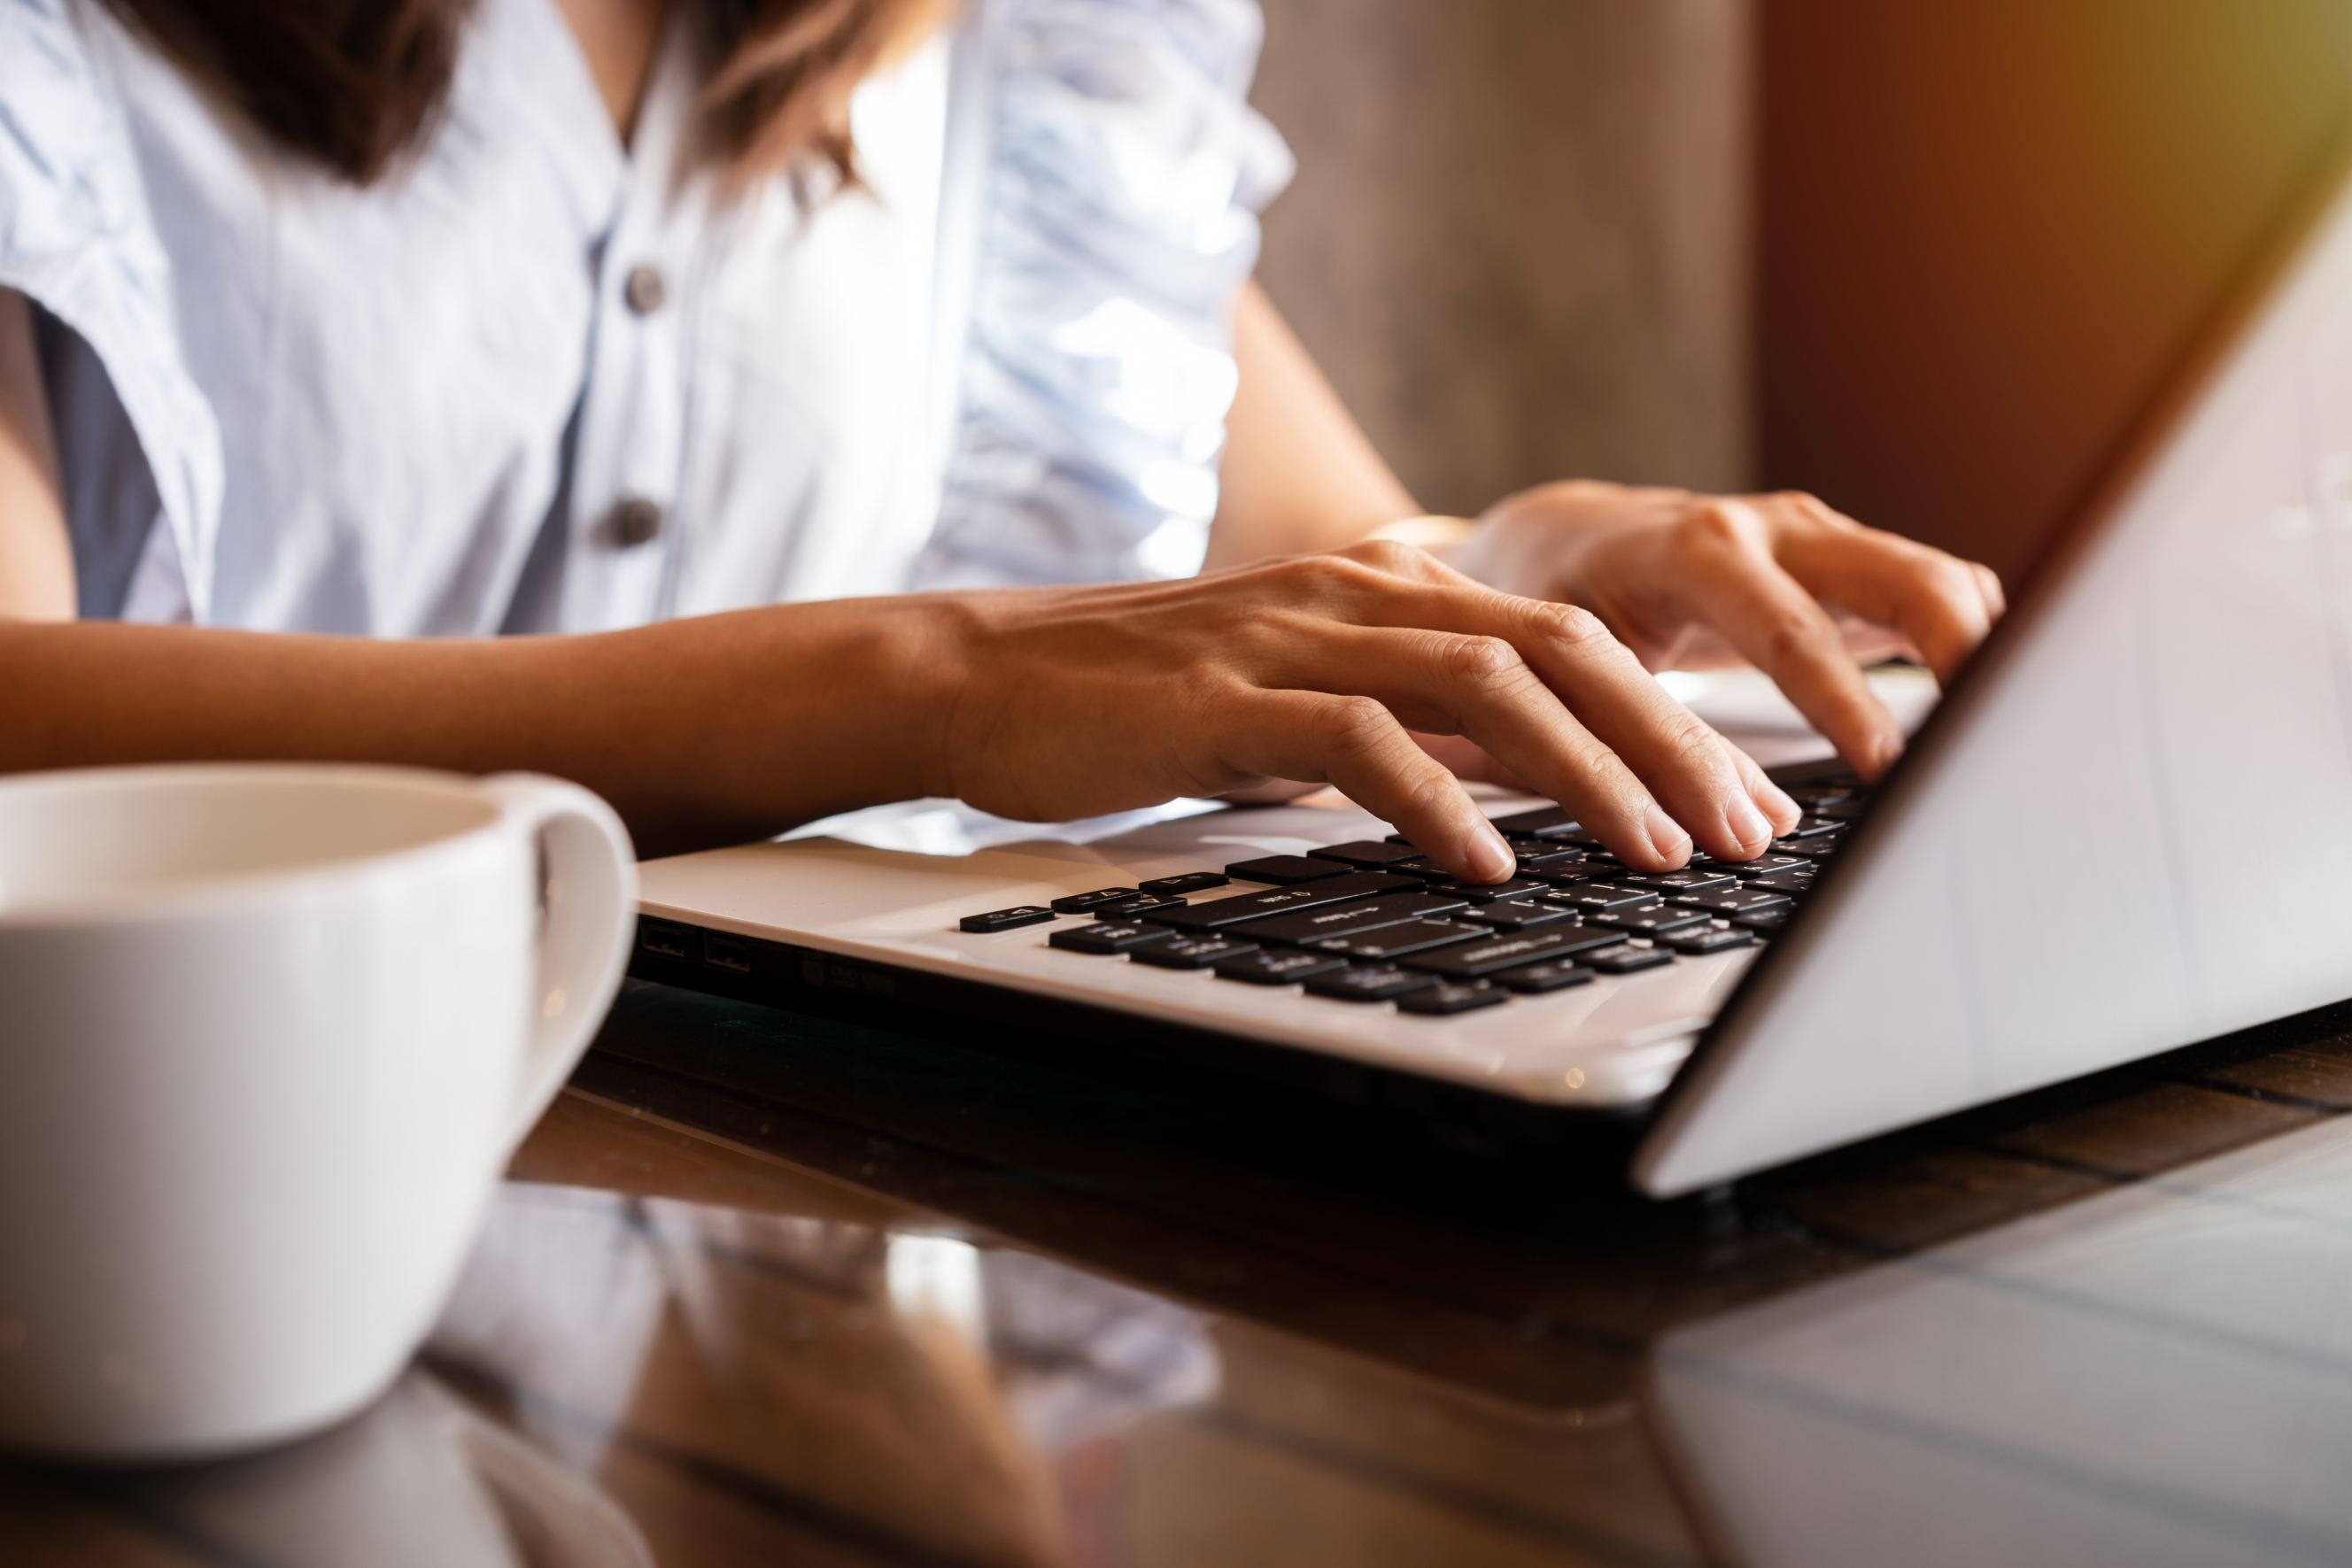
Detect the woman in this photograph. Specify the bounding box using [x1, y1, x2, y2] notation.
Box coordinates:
[0, 0, 2001, 883]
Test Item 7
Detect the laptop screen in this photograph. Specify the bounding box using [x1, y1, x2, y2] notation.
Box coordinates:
[1757, 0, 2352, 591]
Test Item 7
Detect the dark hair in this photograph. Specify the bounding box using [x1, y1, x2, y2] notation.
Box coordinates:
[97, 0, 944, 186]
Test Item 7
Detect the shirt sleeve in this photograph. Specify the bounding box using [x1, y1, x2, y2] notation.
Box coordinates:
[914, 0, 1295, 590]
[0, 0, 220, 619]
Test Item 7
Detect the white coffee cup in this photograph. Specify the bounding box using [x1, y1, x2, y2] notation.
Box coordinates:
[0, 764, 638, 1461]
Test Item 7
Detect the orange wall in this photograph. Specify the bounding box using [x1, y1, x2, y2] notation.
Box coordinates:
[1757, 0, 2352, 583]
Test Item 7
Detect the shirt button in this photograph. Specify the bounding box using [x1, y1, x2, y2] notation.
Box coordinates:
[610, 497, 664, 548]
[623, 264, 667, 316]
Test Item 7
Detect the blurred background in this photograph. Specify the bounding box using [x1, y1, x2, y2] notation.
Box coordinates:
[1252, 0, 2352, 585]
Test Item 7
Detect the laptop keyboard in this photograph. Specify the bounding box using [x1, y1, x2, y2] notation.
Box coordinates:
[957, 776, 1866, 1015]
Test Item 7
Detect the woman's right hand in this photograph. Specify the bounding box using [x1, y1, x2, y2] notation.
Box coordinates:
[925, 539, 1800, 884]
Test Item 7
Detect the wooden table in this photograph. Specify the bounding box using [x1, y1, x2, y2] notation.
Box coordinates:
[12, 979, 2352, 1567]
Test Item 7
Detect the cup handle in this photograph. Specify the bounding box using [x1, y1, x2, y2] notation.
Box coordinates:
[479, 774, 638, 1152]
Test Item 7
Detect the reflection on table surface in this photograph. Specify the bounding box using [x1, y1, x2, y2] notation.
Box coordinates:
[11, 980, 2352, 1567]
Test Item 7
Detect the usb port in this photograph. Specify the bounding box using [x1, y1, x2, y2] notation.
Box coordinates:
[703, 931, 754, 974]
[638, 919, 692, 961]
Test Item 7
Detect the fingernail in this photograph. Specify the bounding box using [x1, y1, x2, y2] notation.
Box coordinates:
[1466, 824, 1515, 884]
[1727, 793, 1772, 854]
[1645, 804, 1691, 865]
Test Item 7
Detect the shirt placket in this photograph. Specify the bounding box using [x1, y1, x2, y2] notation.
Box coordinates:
[559, 27, 700, 633]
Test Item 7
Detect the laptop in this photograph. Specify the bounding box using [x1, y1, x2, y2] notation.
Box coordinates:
[631, 115, 2352, 1198]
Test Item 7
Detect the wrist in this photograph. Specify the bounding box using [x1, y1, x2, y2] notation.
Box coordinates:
[701, 596, 973, 827]
[896, 592, 985, 802]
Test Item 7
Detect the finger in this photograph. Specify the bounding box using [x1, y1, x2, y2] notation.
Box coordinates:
[1776, 512, 1996, 684]
[1713, 721, 1803, 838]
[1497, 603, 1794, 862]
[1559, 626, 1799, 834]
[1214, 689, 1515, 882]
[1387, 594, 1796, 862]
[1679, 537, 1910, 780]
[1275, 551, 1791, 861]
[1257, 622, 1705, 869]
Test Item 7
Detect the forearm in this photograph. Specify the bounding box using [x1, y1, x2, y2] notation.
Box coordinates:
[1205, 282, 1425, 568]
[0, 599, 961, 857]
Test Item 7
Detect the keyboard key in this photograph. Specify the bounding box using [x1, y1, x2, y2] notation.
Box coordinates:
[1150, 872, 1420, 932]
[1551, 884, 1661, 912]
[1309, 839, 1428, 869]
[1304, 964, 1440, 1001]
[960, 906, 1056, 933]
[1132, 935, 1261, 969]
[1049, 886, 1140, 915]
[1311, 918, 1489, 962]
[1050, 922, 1175, 954]
[1716, 854, 1808, 879]
[1214, 949, 1350, 985]
[1769, 837, 1842, 861]
[1092, 893, 1185, 919]
[1734, 907, 1792, 933]
[1398, 980, 1510, 1016]
[1138, 871, 1230, 897]
[1460, 899, 1568, 931]
[1528, 861, 1614, 886]
[1381, 857, 1458, 882]
[1426, 877, 1551, 905]
[1487, 806, 1581, 838]
[1507, 843, 1589, 869]
[1404, 925, 1621, 977]
[1232, 892, 1470, 946]
[1225, 854, 1352, 885]
[1585, 943, 1675, 975]
[1592, 904, 1711, 936]
[1749, 870, 1816, 895]
[1809, 796, 1867, 821]
[1786, 816, 1849, 839]
[1671, 885, 1792, 915]
[1494, 960, 1597, 994]
[1660, 923, 1757, 954]
[1621, 869, 1735, 896]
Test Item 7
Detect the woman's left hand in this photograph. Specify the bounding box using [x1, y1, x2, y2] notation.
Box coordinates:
[1445, 480, 2005, 779]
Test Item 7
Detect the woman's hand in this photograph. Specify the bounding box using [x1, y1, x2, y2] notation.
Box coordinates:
[1448, 482, 2005, 778]
[927, 539, 1799, 884]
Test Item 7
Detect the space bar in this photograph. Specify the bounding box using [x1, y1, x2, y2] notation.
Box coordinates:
[1149, 872, 1420, 931]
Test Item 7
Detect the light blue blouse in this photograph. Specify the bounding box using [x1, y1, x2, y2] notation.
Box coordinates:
[0, 0, 1291, 632]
